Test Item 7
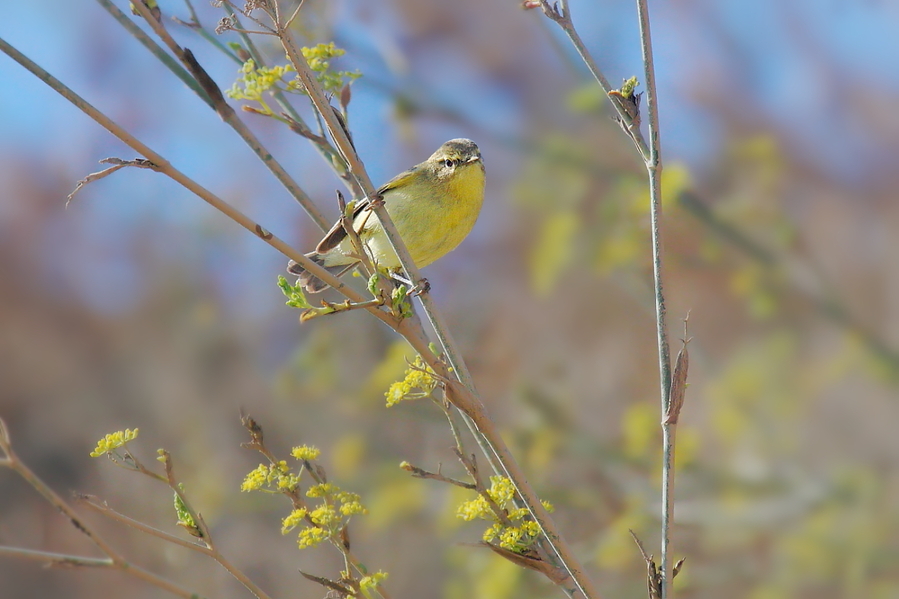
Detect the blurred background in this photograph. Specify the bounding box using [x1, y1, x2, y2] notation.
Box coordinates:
[2, 1, 899, 598]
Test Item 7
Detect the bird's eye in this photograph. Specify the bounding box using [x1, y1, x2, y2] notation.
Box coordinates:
[443, 159, 456, 168]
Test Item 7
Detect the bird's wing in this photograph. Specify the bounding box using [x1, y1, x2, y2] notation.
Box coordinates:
[313, 167, 419, 254]
[314, 201, 368, 254]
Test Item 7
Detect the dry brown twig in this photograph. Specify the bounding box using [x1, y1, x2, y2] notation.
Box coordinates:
[629, 530, 685, 599]
[400, 461, 477, 490]
[67, 158, 160, 205]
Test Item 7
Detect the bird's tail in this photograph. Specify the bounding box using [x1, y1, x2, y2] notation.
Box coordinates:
[287, 253, 355, 293]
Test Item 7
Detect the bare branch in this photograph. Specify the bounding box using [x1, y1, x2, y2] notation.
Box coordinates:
[66, 158, 159, 205]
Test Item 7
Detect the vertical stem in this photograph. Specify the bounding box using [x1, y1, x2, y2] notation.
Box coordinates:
[661, 423, 676, 592]
[636, 1, 673, 597]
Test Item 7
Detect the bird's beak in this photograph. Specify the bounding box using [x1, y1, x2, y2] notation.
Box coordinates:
[467, 155, 482, 163]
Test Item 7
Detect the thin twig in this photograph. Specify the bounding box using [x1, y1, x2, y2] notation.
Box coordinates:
[300, 298, 386, 323]
[629, 530, 662, 599]
[632, 3, 674, 597]
[79, 495, 208, 553]
[401, 461, 476, 490]
[0, 545, 198, 597]
[540, 0, 674, 592]
[0, 546, 113, 568]
[67, 158, 159, 205]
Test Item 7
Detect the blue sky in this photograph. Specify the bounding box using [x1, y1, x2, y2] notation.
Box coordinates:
[2, 0, 898, 318]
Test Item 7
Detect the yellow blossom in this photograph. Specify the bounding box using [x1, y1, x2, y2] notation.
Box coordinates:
[385, 356, 438, 407]
[291, 445, 320, 461]
[307, 483, 336, 498]
[456, 475, 550, 554]
[457, 495, 490, 521]
[340, 500, 368, 516]
[298, 525, 329, 549]
[309, 504, 337, 527]
[281, 508, 308, 534]
[277, 473, 300, 491]
[486, 476, 515, 505]
[90, 428, 139, 457]
[241, 464, 271, 491]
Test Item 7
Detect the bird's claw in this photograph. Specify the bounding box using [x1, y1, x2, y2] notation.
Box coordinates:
[407, 278, 431, 297]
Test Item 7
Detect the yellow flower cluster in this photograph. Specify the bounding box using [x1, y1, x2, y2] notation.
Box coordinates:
[281, 508, 308, 534]
[89, 428, 139, 457]
[456, 476, 554, 553]
[240, 461, 299, 492]
[290, 483, 368, 549]
[487, 475, 515, 504]
[243, 444, 367, 550]
[306, 482, 335, 497]
[291, 444, 321, 461]
[226, 58, 294, 106]
[298, 526, 330, 549]
[483, 520, 543, 552]
[385, 356, 438, 407]
[301, 42, 361, 94]
[339, 497, 366, 517]
[226, 43, 360, 114]
[309, 504, 337, 527]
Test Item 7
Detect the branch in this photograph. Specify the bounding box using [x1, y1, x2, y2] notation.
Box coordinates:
[401, 461, 477, 490]
[632, 2, 675, 596]
[79, 495, 208, 553]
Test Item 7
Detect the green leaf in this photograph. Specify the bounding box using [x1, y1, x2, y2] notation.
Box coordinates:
[278, 275, 312, 309]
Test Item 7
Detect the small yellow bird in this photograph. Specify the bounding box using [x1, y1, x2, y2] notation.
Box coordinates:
[288, 138, 485, 293]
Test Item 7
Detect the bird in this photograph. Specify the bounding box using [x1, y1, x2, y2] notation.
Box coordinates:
[288, 138, 485, 293]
